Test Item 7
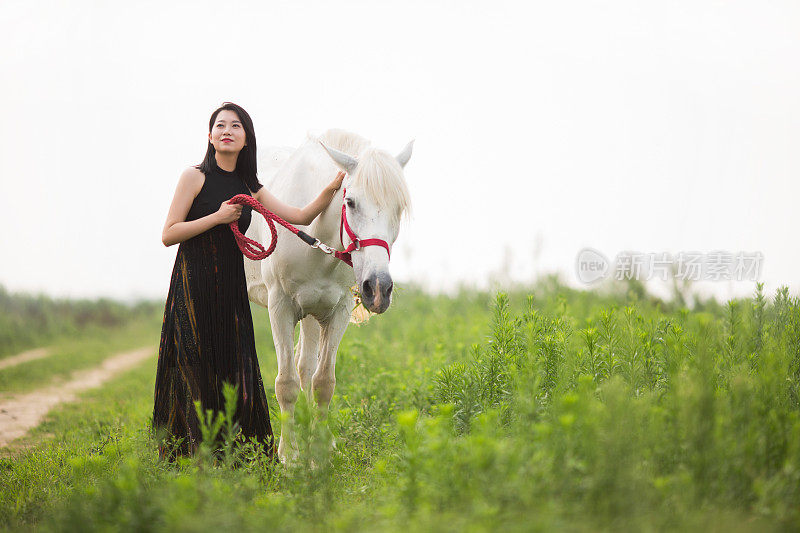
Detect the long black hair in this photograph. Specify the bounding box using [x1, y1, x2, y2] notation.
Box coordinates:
[196, 102, 263, 193]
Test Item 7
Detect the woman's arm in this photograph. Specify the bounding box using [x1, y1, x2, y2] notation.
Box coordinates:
[161, 167, 243, 247]
[254, 171, 345, 226]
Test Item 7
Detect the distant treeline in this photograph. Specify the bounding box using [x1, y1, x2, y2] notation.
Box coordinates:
[0, 285, 162, 357]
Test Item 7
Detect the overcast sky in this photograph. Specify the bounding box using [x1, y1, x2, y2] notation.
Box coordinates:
[1, 0, 798, 302]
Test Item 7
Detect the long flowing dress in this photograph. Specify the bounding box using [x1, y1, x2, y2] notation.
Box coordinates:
[153, 160, 275, 460]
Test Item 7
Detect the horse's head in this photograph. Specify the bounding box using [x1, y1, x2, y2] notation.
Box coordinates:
[321, 138, 413, 314]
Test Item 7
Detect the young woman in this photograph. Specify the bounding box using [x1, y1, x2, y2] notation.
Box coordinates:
[153, 102, 344, 460]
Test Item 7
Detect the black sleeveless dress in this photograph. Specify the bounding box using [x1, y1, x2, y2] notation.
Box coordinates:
[153, 160, 275, 460]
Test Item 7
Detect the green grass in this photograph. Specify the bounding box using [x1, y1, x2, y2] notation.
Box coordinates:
[0, 284, 161, 359]
[1, 280, 799, 531]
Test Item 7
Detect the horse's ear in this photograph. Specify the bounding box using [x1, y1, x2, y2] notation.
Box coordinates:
[320, 141, 358, 173]
[396, 139, 414, 168]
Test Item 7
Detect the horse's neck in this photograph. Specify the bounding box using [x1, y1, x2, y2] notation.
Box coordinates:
[271, 140, 344, 248]
[306, 186, 344, 249]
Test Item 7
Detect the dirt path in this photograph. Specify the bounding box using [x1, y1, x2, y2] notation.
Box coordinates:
[0, 348, 51, 371]
[0, 347, 154, 448]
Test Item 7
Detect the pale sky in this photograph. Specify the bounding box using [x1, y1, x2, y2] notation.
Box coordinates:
[1, 0, 798, 302]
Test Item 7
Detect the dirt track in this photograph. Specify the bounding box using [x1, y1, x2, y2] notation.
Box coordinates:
[0, 347, 154, 448]
[0, 348, 51, 371]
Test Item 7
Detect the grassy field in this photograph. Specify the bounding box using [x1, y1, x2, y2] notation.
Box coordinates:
[0, 284, 160, 359]
[1, 279, 799, 531]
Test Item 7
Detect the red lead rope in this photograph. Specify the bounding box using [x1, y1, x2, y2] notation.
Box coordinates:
[225, 192, 391, 267]
[225, 194, 290, 260]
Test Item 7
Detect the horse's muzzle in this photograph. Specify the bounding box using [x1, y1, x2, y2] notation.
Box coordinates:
[360, 272, 393, 314]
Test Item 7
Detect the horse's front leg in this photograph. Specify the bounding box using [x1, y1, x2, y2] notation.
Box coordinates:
[312, 303, 351, 413]
[296, 315, 321, 395]
[268, 293, 300, 463]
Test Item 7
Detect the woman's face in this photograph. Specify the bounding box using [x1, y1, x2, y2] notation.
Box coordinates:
[208, 109, 246, 154]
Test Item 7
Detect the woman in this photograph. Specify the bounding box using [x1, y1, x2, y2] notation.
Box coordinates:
[153, 102, 344, 460]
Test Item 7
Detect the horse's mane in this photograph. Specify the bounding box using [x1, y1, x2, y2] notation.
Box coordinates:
[318, 129, 412, 225]
[318, 129, 371, 158]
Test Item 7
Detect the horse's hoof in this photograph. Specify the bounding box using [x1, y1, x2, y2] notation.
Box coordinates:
[277, 436, 298, 465]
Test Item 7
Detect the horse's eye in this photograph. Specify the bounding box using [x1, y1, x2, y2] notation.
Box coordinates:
[345, 198, 355, 209]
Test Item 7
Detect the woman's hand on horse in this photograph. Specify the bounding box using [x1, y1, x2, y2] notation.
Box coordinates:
[328, 171, 346, 192]
[216, 199, 243, 224]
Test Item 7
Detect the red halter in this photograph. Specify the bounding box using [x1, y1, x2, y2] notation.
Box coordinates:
[226, 189, 391, 268]
[335, 187, 391, 267]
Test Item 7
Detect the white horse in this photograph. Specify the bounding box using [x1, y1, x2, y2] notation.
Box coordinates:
[244, 129, 413, 461]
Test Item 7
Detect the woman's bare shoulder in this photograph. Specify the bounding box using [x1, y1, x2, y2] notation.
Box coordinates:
[181, 166, 205, 180]
[179, 166, 205, 193]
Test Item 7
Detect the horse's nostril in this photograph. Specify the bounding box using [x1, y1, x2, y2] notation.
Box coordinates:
[362, 279, 373, 299]
[386, 282, 393, 297]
